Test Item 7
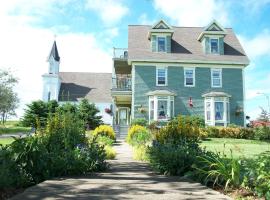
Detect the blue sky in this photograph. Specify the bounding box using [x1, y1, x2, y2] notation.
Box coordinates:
[0, 0, 270, 119]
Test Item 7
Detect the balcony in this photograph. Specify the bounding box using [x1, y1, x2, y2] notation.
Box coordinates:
[112, 76, 131, 91]
[113, 48, 128, 60]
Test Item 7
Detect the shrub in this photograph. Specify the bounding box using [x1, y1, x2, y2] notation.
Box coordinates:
[96, 135, 114, 146]
[131, 118, 148, 127]
[191, 151, 242, 190]
[133, 146, 148, 161]
[203, 126, 255, 139]
[188, 115, 205, 128]
[93, 125, 115, 140]
[254, 126, 270, 141]
[147, 115, 203, 175]
[0, 111, 107, 189]
[104, 146, 116, 159]
[148, 142, 203, 175]
[126, 125, 150, 146]
[243, 153, 270, 199]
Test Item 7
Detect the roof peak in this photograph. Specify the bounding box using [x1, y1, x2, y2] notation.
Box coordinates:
[48, 40, 60, 62]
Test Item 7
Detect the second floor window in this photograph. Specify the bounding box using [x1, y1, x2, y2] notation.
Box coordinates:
[156, 67, 167, 86]
[157, 37, 166, 52]
[211, 69, 222, 87]
[210, 38, 219, 54]
[184, 68, 195, 87]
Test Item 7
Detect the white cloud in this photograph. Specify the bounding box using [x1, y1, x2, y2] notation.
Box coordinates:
[138, 13, 155, 25]
[85, 0, 128, 26]
[153, 0, 230, 27]
[238, 31, 270, 59]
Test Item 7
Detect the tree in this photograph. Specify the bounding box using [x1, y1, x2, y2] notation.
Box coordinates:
[0, 69, 19, 124]
[257, 107, 269, 122]
[78, 99, 102, 129]
[22, 100, 58, 128]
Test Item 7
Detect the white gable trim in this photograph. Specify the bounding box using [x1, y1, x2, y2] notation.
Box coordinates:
[152, 19, 173, 30]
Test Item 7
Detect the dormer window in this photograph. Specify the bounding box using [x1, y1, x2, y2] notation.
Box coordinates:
[210, 38, 219, 54]
[157, 37, 166, 52]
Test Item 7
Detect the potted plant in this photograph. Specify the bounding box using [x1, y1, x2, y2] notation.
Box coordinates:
[105, 108, 112, 114]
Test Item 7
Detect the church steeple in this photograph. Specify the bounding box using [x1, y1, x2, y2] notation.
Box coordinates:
[48, 41, 60, 62]
[47, 40, 60, 74]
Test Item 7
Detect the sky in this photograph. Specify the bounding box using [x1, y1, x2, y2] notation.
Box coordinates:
[0, 0, 270, 120]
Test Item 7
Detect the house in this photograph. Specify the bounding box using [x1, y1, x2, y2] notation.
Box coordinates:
[42, 41, 113, 125]
[112, 20, 249, 137]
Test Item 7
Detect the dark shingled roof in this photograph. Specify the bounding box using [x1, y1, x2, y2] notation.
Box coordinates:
[128, 26, 249, 65]
[58, 72, 112, 103]
[49, 41, 60, 62]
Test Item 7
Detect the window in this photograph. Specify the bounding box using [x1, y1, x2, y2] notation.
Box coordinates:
[210, 38, 219, 54]
[156, 67, 167, 86]
[149, 96, 174, 121]
[157, 37, 166, 52]
[184, 68, 195, 87]
[211, 69, 222, 87]
[204, 97, 230, 126]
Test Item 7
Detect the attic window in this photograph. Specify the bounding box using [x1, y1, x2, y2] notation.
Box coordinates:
[210, 38, 219, 54]
[157, 37, 166, 52]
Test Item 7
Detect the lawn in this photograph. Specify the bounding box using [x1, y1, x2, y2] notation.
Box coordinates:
[0, 120, 31, 134]
[0, 138, 15, 145]
[201, 138, 270, 158]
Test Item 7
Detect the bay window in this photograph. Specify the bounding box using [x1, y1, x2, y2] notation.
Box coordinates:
[204, 96, 230, 126]
[149, 96, 174, 121]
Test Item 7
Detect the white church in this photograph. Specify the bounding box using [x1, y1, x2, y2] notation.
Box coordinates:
[42, 41, 113, 124]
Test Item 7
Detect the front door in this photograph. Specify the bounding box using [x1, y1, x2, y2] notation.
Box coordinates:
[119, 108, 128, 125]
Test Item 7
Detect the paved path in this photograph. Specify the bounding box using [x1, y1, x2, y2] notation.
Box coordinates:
[11, 140, 231, 200]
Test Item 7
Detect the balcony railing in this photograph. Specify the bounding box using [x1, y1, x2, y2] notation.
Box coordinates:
[113, 48, 128, 59]
[112, 76, 132, 91]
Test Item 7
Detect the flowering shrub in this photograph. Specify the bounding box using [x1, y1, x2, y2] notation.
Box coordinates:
[104, 108, 112, 114]
[126, 125, 151, 146]
[93, 125, 116, 140]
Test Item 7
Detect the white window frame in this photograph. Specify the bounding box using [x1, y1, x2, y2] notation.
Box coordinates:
[149, 95, 174, 122]
[210, 38, 219, 54]
[184, 68, 195, 87]
[157, 36, 166, 52]
[204, 97, 230, 127]
[211, 68, 222, 88]
[156, 67, 167, 86]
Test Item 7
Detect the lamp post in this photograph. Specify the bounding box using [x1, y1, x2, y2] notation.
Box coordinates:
[257, 92, 270, 115]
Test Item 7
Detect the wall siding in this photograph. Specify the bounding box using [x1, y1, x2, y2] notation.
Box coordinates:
[133, 65, 244, 126]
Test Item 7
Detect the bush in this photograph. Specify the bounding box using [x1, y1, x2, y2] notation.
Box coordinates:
[0, 111, 107, 189]
[93, 125, 115, 140]
[188, 115, 205, 128]
[133, 146, 148, 161]
[126, 125, 151, 146]
[147, 115, 203, 175]
[203, 126, 255, 139]
[104, 146, 116, 159]
[96, 135, 114, 146]
[254, 126, 270, 141]
[131, 118, 148, 127]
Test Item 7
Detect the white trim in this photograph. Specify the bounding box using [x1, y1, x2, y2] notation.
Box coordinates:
[128, 60, 249, 67]
[148, 95, 174, 121]
[184, 67, 195, 87]
[131, 65, 135, 120]
[156, 66, 168, 86]
[151, 19, 173, 30]
[211, 68, 222, 88]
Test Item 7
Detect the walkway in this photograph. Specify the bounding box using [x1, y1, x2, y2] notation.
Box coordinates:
[11, 140, 231, 200]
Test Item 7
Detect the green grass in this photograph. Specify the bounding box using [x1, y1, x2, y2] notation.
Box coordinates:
[0, 120, 31, 134]
[201, 138, 270, 158]
[0, 137, 15, 145]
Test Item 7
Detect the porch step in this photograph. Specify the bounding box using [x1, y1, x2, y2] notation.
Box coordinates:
[114, 125, 129, 139]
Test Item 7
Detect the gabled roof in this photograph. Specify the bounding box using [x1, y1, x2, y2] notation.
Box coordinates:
[128, 25, 249, 65]
[48, 41, 60, 62]
[58, 72, 112, 103]
[148, 20, 174, 37]
[197, 20, 226, 41]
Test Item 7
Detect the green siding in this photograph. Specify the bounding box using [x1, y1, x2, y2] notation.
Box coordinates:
[205, 37, 210, 54]
[133, 66, 244, 126]
[151, 35, 156, 52]
[166, 36, 171, 53]
[219, 37, 224, 55]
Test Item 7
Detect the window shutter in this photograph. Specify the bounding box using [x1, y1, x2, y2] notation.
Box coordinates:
[205, 37, 210, 54]
[219, 37, 224, 55]
[166, 35, 171, 53]
[151, 35, 156, 52]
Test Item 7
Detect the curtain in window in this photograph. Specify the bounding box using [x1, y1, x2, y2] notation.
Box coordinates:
[215, 102, 224, 120]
